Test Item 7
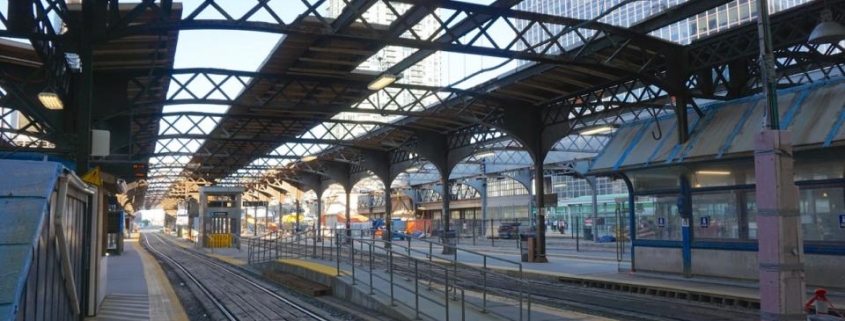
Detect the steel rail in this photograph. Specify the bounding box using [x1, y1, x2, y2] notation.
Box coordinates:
[145, 232, 329, 321]
[142, 233, 238, 321]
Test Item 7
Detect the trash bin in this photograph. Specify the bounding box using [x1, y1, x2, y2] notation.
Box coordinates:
[583, 227, 593, 240]
[519, 233, 536, 262]
[442, 230, 457, 254]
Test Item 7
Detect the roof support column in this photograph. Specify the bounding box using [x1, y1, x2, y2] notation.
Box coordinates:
[531, 153, 549, 263]
[497, 107, 556, 263]
[315, 190, 323, 245]
[356, 149, 407, 248]
[384, 185, 392, 246]
[324, 163, 353, 242]
[440, 176, 454, 254]
[75, 0, 99, 174]
[409, 132, 459, 254]
[667, 47, 691, 144]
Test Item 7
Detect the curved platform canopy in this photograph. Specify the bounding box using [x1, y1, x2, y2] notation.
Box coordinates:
[0, 0, 842, 209]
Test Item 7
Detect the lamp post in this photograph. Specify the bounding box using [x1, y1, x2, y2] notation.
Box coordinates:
[755, 1, 804, 320]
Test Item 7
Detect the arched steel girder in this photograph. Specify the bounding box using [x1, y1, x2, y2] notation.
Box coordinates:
[142, 111, 448, 134]
[97, 0, 675, 77]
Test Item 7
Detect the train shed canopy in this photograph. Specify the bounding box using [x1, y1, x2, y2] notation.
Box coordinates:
[1, 0, 843, 209]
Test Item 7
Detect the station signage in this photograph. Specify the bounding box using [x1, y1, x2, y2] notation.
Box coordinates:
[132, 163, 147, 179]
[700, 216, 710, 228]
[657, 217, 665, 228]
[839, 214, 845, 230]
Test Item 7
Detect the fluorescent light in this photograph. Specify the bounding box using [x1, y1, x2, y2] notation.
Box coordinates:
[406, 167, 419, 172]
[367, 74, 398, 90]
[301, 155, 318, 162]
[475, 151, 495, 158]
[579, 125, 615, 135]
[38, 91, 64, 110]
[696, 170, 731, 176]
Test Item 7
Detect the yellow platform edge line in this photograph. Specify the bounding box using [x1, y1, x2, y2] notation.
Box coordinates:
[207, 253, 247, 266]
[277, 258, 341, 276]
[132, 239, 190, 321]
[430, 258, 757, 301]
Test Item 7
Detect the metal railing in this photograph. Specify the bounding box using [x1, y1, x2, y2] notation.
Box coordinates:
[246, 229, 312, 264]
[324, 231, 532, 321]
[336, 233, 470, 321]
[246, 227, 533, 320]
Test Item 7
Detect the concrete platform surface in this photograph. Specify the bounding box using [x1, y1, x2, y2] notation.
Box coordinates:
[85, 238, 188, 321]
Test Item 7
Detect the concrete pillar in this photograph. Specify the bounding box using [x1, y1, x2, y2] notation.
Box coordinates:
[755, 130, 805, 321]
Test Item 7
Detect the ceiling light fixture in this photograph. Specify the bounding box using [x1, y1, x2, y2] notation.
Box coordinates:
[475, 151, 495, 158]
[579, 125, 617, 136]
[406, 167, 419, 172]
[367, 73, 399, 90]
[696, 170, 731, 176]
[300, 155, 318, 162]
[809, 8, 845, 44]
[38, 91, 64, 110]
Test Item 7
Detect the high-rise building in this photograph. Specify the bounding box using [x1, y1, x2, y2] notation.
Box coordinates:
[516, 0, 812, 51]
[325, 1, 442, 134]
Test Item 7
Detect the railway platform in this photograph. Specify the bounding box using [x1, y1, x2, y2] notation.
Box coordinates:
[165, 231, 845, 318]
[85, 237, 188, 321]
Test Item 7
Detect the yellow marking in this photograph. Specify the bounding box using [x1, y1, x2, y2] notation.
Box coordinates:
[133, 237, 190, 321]
[277, 259, 341, 276]
[207, 253, 246, 266]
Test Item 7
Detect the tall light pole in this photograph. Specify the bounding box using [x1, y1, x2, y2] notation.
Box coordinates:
[755, 1, 804, 320]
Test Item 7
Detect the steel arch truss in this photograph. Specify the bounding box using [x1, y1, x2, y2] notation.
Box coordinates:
[100, 1, 674, 74]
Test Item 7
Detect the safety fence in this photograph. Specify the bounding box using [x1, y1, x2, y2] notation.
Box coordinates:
[247, 227, 534, 320]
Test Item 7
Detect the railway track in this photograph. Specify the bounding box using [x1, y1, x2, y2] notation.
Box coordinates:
[294, 240, 760, 321]
[142, 233, 332, 321]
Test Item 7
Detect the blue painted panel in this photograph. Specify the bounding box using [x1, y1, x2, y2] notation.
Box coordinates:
[0, 152, 75, 172]
[0, 160, 62, 198]
[692, 241, 757, 251]
[632, 239, 682, 248]
[0, 199, 45, 245]
[0, 245, 31, 305]
[633, 239, 844, 255]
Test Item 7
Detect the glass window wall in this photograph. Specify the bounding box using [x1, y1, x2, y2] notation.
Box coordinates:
[635, 195, 682, 241]
[691, 190, 756, 240]
[800, 187, 845, 242]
